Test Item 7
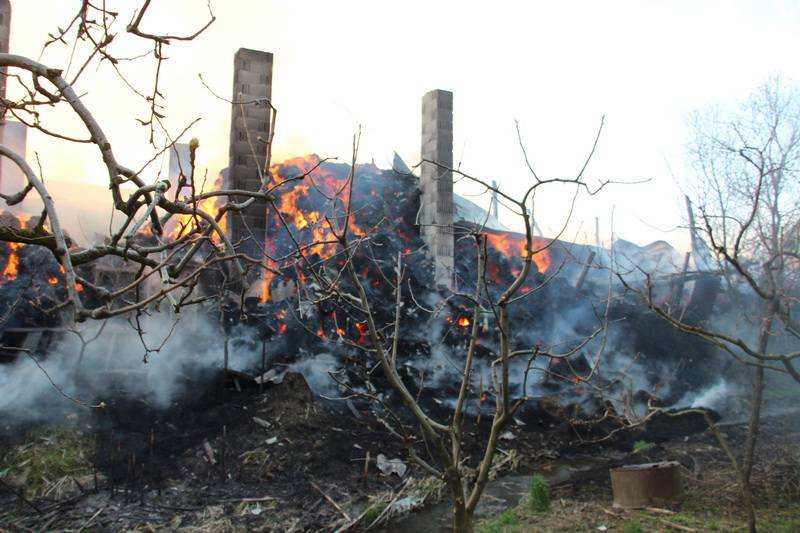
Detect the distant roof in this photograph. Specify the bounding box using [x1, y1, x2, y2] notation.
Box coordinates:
[453, 194, 510, 232]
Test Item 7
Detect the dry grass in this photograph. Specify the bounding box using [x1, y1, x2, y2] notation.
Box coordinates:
[0, 427, 94, 498]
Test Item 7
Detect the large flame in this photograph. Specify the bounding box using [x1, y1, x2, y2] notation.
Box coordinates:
[485, 232, 552, 273]
[1, 242, 22, 281]
[259, 155, 368, 301]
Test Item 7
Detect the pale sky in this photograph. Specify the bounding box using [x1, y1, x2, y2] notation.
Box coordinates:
[7, 0, 800, 250]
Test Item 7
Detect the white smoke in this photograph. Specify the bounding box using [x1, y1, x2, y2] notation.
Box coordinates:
[0, 311, 261, 425]
[673, 379, 730, 412]
[287, 351, 340, 396]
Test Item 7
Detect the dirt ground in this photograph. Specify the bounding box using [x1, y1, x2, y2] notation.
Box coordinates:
[476, 413, 800, 532]
[1, 371, 798, 532]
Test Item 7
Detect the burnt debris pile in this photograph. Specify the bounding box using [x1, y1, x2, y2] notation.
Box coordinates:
[0, 156, 727, 476]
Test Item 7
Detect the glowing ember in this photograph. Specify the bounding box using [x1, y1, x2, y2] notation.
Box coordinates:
[457, 317, 471, 327]
[47, 277, 59, 284]
[355, 321, 368, 344]
[316, 327, 325, 338]
[277, 323, 288, 334]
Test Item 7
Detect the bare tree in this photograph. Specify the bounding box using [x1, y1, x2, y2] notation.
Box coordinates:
[273, 122, 630, 533]
[0, 2, 284, 326]
[621, 76, 800, 533]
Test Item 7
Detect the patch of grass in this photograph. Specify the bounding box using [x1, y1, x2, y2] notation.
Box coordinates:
[761, 515, 800, 533]
[362, 502, 388, 525]
[621, 519, 644, 533]
[478, 508, 519, 533]
[632, 440, 653, 452]
[528, 474, 551, 513]
[0, 428, 93, 498]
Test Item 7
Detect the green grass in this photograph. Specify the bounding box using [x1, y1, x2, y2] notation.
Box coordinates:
[528, 474, 551, 513]
[476, 500, 800, 533]
[632, 440, 653, 452]
[362, 502, 388, 525]
[0, 428, 94, 498]
[621, 519, 644, 533]
[478, 508, 519, 533]
[764, 516, 800, 533]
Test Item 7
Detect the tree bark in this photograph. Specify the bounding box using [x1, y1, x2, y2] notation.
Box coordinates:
[743, 311, 773, 483]
[452, 503, 474, 533]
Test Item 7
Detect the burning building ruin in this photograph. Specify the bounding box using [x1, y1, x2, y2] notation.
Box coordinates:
[0, 43, 726, 417]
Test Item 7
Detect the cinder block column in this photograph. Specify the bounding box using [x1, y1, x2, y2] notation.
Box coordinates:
[0, 0, 10, 104]
[227, 48, 273, 257]
[420, 89, 454, 288]
[0, 0, 14, 193]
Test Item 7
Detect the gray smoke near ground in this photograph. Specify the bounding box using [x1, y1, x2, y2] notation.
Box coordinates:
[0, 312, 260, 426]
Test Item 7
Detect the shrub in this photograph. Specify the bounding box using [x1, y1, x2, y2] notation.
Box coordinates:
[528, 474, 551, 513]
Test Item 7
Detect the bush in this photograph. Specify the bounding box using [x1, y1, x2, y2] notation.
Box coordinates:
[528, 474, 551, 513]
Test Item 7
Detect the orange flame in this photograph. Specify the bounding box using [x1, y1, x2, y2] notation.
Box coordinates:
[485, 233, 552, 273]
[270, 155, 366, 257]
[255, 155, 371, 302]
[260, 270, 274, 303]
[457, 317, 471, 327]
[2, 242, 22, 281]
[164, 171, 228, 242]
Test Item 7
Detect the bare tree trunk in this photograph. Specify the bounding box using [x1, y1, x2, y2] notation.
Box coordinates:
[452, 503, 474, 533]
[703, 413, 757, 533]
[743, 311, 773, 482]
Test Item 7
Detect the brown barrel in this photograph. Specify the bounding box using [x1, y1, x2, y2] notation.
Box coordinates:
[609, 461, 683, 508]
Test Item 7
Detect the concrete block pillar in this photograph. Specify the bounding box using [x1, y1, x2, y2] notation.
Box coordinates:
[226, 48, 273, 257]
[420, 89, 454, 288]
[0, 0, 10, 104]
[0, 120, 25, 194]
[167, 142, 192, 193]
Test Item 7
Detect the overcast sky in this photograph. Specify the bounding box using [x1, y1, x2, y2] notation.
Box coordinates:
[7, 1, 800, 249]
